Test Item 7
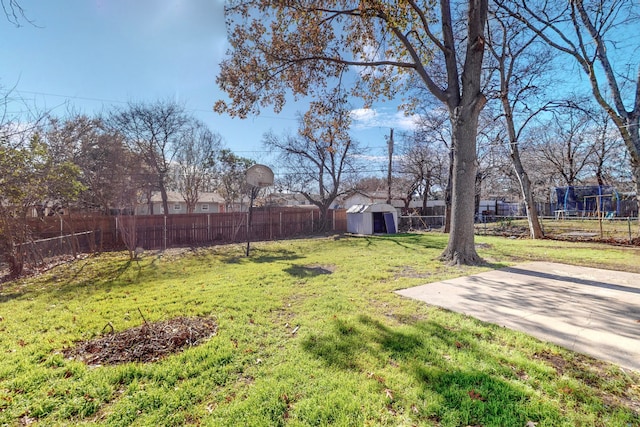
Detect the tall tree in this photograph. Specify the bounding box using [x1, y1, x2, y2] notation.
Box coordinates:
[529, 106, 595, 188]
[398, 130, 447, 213]
[497, 0, 640, 221]
[263, 93, 360, 231]
[217, 0, 489, 265]
[0, 134, 83, 277]
[173, 120, 223, 213]
[412, 108, 454, 229]
[585, 109, 628, 187]
[485, 8, 553, 238]
[106, 100, 189, 215]
[43, 114, 143, 214]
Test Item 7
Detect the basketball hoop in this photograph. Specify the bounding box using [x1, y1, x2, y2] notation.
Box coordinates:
[246, 164, 274, 188]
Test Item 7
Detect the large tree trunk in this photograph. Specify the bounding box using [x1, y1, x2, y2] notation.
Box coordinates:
[316, 202, 333, 232]
[440, 105, 483, 265]
[437, 0, 488, 264]
[499, 66, 545, 238]
[421, 181, 429, 212]
[633, 161, 640, 223]
[443, 148, 454, 233]
[511, 145, 544, 238]
[625, 119, 640, 223]
[609, 115, 640, 222]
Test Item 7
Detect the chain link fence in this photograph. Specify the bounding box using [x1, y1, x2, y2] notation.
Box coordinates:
[16, 231, 98, 265]
[475, 216, 640, 245]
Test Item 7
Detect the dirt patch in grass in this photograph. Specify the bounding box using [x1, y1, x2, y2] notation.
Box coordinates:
[476, 224, 531, 238]
[63, 316, 218, 365]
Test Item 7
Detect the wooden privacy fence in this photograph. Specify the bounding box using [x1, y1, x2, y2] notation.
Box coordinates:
[24, 208, 347, 251]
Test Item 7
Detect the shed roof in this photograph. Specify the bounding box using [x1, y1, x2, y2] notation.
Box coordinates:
[346, 203, 396, 214]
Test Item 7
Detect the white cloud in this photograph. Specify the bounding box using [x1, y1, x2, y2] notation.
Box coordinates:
[350, 107, 420, 131]
[393, 111, 421, 131]
[350, 108, 379, 124]
[354, 154, 388, 162]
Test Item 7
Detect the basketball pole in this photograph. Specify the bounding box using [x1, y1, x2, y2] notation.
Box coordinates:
[245, 186, 260, 257]
[244, 164, 274, 257]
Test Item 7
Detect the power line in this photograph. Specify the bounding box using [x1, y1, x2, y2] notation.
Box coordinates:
[13, 89, 301, 121]
[15, 90, 129, 106]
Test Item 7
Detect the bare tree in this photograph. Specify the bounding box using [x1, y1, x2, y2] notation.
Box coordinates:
[411, 108, 454, 229]
[476, 136, 521, 205]
[497, 0, 640, 220]
[585, 109, 629, 187]
[106, 100, 189, 215]
[475, 113, 520, 206]
[398, 129, 448, 213]
[173, 120, 223, 213]
[216, 0, 490, 265]
[484, 8, 556, 238]
[529, 106, 596, 188]
[263, 92, 361, 232]
[215, 149, 255, 212]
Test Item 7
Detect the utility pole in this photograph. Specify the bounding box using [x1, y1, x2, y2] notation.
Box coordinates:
[387, 128, 394, 205]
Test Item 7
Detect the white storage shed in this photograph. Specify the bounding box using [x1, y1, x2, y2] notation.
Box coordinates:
[346, 203, 398, 235]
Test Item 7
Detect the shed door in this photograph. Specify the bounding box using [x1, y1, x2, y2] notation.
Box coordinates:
[383, 212, 396, 234]
[372, 212, 386, 233]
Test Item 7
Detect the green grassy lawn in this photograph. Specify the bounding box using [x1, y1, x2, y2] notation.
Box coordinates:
[1, 233, 639, 426]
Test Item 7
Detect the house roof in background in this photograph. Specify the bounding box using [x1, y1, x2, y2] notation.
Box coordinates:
[148, 191, 225, 204]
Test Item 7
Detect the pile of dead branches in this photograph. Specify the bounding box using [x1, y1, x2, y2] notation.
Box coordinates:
[64, 316, 218, 365]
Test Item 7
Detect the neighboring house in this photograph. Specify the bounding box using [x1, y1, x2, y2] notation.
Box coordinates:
[265, 192, 314, 207]
[135, 191, 225, 215]
[340, 191, 413, 210]
[340, 191, 444, 213]
[223, 195, 251, 212]
[339, 191, 378, 209]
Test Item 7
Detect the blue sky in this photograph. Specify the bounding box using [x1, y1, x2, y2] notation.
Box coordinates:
[1, 0, 414, 172]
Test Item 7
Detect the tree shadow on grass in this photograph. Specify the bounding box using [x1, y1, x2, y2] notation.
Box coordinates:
[0, 291, 23, 303]
[284, 265, 333, 278]
[300, 315, 575, 425]
[26, 257, 150, 301]
[249, 248, 302, 264]
[364, 233, 448, 251]
[301, 315, 440, 371]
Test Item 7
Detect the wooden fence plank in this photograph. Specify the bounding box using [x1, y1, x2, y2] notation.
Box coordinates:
[23, 208, 347, 251]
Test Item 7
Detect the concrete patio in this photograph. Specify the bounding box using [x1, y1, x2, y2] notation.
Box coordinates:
[396, 262, 640, 372]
